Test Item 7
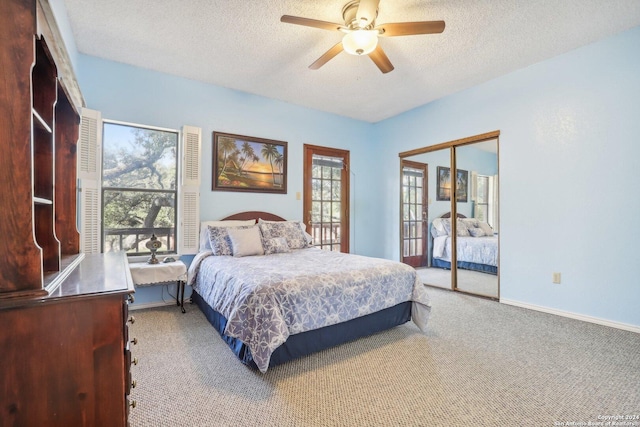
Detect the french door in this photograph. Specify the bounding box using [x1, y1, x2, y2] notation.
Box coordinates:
[303, 144, 349, 252]
[401, 160, 427, 267]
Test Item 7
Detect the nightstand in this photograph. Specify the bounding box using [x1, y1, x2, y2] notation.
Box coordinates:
[128, 260, 188, 313]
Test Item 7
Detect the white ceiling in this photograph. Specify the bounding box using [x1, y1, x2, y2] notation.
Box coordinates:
[63, 0, 640, 123]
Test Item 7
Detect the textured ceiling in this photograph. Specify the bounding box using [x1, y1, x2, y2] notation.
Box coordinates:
[63, 0, 640, 123]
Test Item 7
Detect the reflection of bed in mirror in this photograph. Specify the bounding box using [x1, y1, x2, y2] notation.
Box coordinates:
[430, 212, 498, 275]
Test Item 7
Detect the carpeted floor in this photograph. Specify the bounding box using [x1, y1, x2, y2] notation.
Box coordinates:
[128, 288, 640, 427]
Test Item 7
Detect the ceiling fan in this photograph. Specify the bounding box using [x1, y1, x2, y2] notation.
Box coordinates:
[281, 0, 445, 74]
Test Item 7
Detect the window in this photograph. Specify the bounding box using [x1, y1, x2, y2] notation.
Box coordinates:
[475, 175, 490, 223]
[101, 121, 179, 255]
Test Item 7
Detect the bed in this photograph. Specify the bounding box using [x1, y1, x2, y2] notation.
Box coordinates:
[187, 211, 431, 373]
[430, 213, 499, 275]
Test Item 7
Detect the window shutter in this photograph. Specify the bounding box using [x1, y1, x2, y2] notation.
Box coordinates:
[78, 108, 102, 253]
[80, 180, 100, 253]
[178, 125, 201, 254]
[470, 171, 478, 202]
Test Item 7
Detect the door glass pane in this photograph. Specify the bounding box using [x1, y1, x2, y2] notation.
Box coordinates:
[332, 167, 341, 180]
[322, 180, 331, 200]
[332, 181, 341, 200]
[322, 203, 331, 222]
[310, 153, 346, 251]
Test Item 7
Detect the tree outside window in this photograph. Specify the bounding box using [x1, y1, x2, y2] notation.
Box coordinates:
[102, 122, 178, 254]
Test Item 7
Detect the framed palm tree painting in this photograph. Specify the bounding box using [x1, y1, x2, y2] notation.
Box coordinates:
[212, 132, 287, 194]
[436, 166, 468, 202]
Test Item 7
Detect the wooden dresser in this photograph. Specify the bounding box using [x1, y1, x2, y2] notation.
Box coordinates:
[0, 253, 136, 426]
[1, 1, 137, 424]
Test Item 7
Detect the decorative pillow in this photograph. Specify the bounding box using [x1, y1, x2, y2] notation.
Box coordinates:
[462, 218, 479, 229]
[478, 221, 494, 236]
[259, 220, 308, 249]
[258, 219, 313, 246]
[199, 220, 255, 251]
[456, 220, 470, 237]
[207, 224, 253, 256]
[468, 227, 485, 237]
[263, 237, 291, 255]
[441, 218, 470, 236]
[227, 226, 264, 257]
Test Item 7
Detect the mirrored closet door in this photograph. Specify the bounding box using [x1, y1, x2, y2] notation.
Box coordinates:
[399, 132, 500, 299]
[454, 141, 499, 298]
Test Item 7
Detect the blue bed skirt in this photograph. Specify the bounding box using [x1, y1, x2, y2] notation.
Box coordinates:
[191, 290, 412, 370]
[432, 258, 498, 275]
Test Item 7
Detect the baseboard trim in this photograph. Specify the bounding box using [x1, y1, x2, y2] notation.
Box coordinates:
[500, 298, 640, 334]
[129, 300, 178, 311]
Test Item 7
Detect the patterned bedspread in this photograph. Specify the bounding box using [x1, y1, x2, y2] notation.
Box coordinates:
[189, 248, 431, 372]
[433, 235, 498, 267]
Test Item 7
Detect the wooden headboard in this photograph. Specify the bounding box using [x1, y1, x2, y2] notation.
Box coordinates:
[221, 211, 286, 223]
[440, 212, 467, 219]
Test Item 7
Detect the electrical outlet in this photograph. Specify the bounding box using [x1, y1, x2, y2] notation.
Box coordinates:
[552, 272, 561, 284]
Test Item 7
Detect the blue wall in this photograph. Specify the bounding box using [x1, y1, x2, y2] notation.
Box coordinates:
[376, 26, 640, 328]
[408, 144, 498, 220]
[76, 55, 382, 306]
[70, 5, 640, 327]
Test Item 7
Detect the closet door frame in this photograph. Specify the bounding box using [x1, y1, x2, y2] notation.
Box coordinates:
[398, 130, 500, 296]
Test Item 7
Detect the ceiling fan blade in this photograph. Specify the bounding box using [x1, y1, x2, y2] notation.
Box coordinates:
[309, 42, 344, 70]
[356, 0, 380, 27]
[281, 15, 345, 32]
[377, 21, 446, 37]
[368, 45, 394, 74]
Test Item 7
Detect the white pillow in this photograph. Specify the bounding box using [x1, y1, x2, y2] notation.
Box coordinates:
[477, 221, 494, 236]
[199, 220, 255, 251]
[227, 226, 264, 257]
[431, 218, 447, 238]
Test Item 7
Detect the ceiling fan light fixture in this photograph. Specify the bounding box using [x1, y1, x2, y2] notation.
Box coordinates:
[342, 30, 378, 55]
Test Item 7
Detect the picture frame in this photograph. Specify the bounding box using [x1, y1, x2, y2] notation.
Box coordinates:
[212, 132, 287, 194]
[436, 166, 468, 202]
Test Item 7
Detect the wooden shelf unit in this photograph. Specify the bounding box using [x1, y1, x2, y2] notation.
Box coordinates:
[1, 1, 136, 425]
[0, 1, 81, 298]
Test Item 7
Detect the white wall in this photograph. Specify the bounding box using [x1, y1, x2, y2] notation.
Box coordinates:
[375, 26, 640, 328]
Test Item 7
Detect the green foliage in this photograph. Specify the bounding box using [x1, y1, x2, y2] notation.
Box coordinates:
[102, 124, 178, 252]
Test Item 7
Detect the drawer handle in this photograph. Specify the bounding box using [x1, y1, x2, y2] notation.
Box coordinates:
[127, 294, 135, 304]
[132, 357, 138, 366]
[128, 316, 136, 324]
[130, 400, 137, 409]
[131, 379, 137, 389]
[131, 338, 138, 345]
